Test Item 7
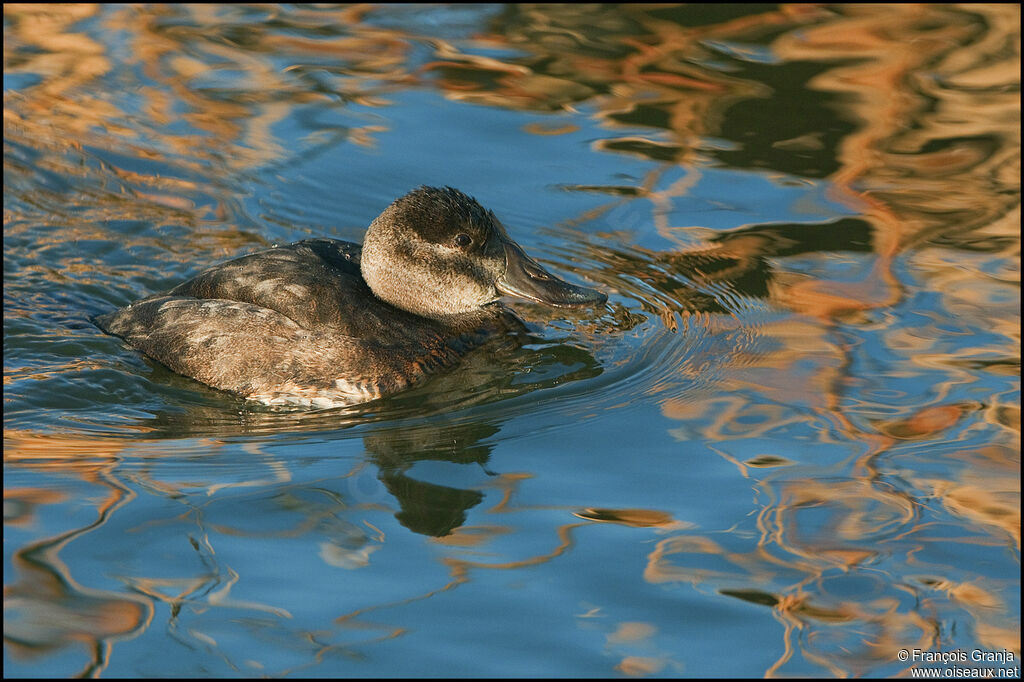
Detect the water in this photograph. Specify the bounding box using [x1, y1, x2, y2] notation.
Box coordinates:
[4, 4, 1019, 677]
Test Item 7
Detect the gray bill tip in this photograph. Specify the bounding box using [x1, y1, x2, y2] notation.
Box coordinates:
[497, 240, 607, 308]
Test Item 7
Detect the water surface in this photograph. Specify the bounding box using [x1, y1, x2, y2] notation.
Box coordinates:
[4, 4, 1020, 677]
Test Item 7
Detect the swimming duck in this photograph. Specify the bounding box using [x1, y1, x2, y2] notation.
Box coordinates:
[95, 186, 606, 407]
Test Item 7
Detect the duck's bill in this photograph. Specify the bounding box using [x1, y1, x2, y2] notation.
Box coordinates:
[497, 241, 607, 308]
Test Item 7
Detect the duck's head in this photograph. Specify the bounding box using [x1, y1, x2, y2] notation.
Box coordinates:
[361, 186, 606, 318]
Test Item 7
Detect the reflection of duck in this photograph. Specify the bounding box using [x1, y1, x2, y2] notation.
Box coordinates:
[364, 420, 501, 537]
[96, 187, 605, 407]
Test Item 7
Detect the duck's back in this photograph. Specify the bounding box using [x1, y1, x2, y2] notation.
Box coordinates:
[96, 239, 510, 407]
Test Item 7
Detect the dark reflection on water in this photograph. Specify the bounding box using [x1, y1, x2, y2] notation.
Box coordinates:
[364, 420, 499, 537]
[4, 2, 1020, 678]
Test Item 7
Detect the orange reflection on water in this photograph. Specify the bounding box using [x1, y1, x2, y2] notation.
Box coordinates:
[4, 435, 151, 678]
[3, 4, 111, 131]
[574, 507, 692, 531]
[5, 548, 150, 678]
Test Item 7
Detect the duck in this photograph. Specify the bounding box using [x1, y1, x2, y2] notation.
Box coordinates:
[95, 186, 606, 408]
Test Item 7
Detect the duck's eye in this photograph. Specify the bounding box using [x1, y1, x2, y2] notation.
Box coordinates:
[454, 233, 472, 248]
